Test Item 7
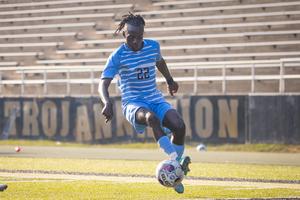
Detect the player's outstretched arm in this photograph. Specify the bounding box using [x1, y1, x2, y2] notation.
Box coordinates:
[99, 78, 113, 123]
[156, 58, 179, 96]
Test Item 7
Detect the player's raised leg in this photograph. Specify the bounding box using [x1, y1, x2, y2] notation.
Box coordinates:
[135, 107, 178, 160]
[162, 109, 191, 193]
[162, 109, 186, 160]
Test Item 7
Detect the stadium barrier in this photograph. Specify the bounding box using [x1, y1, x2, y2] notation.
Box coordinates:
[0, 95, 299, 144]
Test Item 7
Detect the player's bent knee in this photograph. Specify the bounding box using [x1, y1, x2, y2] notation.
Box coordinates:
[173, 120, 186, 140]
[174, 119, 186, 133]
[145, 112, 160, 126]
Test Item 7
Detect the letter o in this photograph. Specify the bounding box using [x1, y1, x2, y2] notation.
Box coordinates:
[195, 98, 213, 138]
[42, 100, 57, 137]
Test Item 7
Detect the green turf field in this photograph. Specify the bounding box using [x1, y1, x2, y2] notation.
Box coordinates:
[0, 180, 299, 200]
[0, 157, 299, 180]
[0, 140, 299, 199]
[1, 139, 299, 152]
[0, 157, 299, 199]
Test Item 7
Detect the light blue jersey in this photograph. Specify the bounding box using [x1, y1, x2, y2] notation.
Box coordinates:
[101, 39, 165, 106]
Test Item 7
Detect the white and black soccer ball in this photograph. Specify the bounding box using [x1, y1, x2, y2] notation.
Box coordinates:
[155, 159, 184, 187]
[196, 143, 207, 151]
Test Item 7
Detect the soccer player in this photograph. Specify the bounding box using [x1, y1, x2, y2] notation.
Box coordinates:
[99, 12, 191, 193]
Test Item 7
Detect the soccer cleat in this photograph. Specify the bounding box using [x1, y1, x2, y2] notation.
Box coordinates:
[174, 183, 184, 194]
[179, 156, 191, 176]
[173, 156, 191, 194]
[0, 184, 7, 192]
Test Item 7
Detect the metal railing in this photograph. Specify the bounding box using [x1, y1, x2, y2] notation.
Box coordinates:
[0, 59, 299, 96]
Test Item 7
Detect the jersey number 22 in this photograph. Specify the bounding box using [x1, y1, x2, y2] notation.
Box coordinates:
[136, 67, 150, 80]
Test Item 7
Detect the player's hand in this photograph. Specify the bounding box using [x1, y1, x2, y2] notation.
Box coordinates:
[167, 80, 179, 96]
[102, 102, 113, 123]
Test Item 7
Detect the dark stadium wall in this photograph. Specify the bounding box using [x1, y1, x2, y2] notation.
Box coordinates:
[248, 95, 300, 144]
[0, 96, 299, 144]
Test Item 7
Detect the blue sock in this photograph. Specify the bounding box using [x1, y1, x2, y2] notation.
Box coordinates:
[172, 144, 184, 161]
[162, 127, 172, 137]
[157, 136, 178, 160]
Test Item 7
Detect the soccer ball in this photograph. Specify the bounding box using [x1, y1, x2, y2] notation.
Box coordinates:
[196, 143, 207, 151]
[155, 159, 184, 187]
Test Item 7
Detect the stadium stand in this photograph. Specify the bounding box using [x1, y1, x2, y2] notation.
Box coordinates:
[0, 0, 299, 96]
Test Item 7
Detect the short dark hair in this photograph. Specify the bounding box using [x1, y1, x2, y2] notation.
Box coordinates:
[114, 12, 145, 35]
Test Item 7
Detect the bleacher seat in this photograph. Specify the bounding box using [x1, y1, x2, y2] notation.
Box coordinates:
[0, 13, 114, 23]
[0, 22, 96, 32]
[0, 32, 80, 39]
[138, 1, 300, 16]
[152, 0, 235, 7]
[78, 30, 300, 46]
[60, 39, 299, 49]
[141, 10, 300, 25]
[0, 4, 132, 16]
[96, 20, 300, 35]
[0, 0, 114, 9]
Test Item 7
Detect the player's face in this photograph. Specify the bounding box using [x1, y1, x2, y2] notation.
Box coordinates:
[124, 24, 144, 51]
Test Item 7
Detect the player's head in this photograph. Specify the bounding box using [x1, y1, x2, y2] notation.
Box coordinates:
[115, 12, 145, 51]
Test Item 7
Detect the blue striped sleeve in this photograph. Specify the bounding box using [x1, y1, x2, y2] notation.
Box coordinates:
[101, 50, 120, 79]
[153, 40, 162, 62]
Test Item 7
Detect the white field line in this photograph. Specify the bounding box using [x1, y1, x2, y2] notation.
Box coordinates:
[1, 172, 299, 189]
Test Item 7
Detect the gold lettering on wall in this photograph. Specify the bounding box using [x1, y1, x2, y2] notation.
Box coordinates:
[4, 101, 21, 136]
[93, 103, 112, 140]
[195, 98, 213, 138]
[75, 105, 92, 142]
[180, 97, 192, 139]
[22, 101, 39, 136]
[115, 100, 134, 137]
[42, 100, 57, 138]
[60, 101, 70, 137]
[218, 99, 238, 138]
